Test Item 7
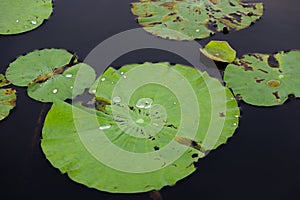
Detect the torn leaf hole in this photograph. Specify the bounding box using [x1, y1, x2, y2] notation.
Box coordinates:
[191, 153, 198, 158]
[268, 55, 280, 68]
[288, 94, 295, 98]
[222, 27, 229, 34]
[272, 91, 280, 100]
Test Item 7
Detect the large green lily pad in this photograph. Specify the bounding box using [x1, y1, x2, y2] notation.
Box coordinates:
[42, 62, 240, 193]
[0, 0, 53, 35]
[131, 0, 263, 40]
[6, 49, 96, 102]
[200, 40, 236, 63]
[0, 88, 16, 121]
[224, 50, 300, 106]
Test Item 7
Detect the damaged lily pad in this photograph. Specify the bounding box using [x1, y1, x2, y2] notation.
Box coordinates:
[224, 50, 300, 106]
[131, 0, 263, 40]
[200, 40, 236, 62]
[0, 87, 16, 121]
[42, 62, 240, 193]
[6, 49, 95, 102]
[0, 0, 53, 35]
[0, 74, 10, 87]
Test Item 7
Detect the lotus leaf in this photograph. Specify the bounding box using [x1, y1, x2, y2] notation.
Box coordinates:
[200, 40, 236, 62]
[131, 0, 263, 40]
[0, 0, 53, 35]
[224, 50, 300, 106]
[6, 49, 96, 102]
[0, 88, 16, 121]
[42, 62, 240, 193]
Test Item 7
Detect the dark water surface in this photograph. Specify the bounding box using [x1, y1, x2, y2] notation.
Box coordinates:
[0, 0, 300, 199]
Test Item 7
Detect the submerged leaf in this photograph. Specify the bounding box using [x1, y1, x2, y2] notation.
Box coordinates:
[42, 62, 240, 193]
[131, 0, 263, 40]
[200, 40, 236, 62]
[0, 88, 16, 121]
[6, 49, 96, 102]
[0, 0, 53, 35]
[224, 50, 300, 106]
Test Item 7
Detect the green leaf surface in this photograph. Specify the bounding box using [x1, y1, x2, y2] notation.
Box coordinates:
[224, 50, 300, 106]
[0, 74, 10, 87]
[42, 62, 240, 193]
[0, 0, 53, 35]
[6, 49, 96, 102]
[131, 0, 263, 40]
[200, 40, 236, 62]
[0, 88, 16, 121]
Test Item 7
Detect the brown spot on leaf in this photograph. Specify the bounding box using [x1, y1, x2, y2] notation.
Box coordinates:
[160, 2, 177, 10]
[267, 80, 281, 88]
[148, 22, 162, 26]
[8, 98, 16, 106]
[168, 12, 176, 16]
[209, 0, 218, 4]
[32, 54, 78, 84]
[4, 88, 15, 95]
[250, 54, 264, 61]
[174, 136, 205, 153]
[144, 13, 153, 17]
[173, 16, 183, 22]
[240, 60, 253, 71]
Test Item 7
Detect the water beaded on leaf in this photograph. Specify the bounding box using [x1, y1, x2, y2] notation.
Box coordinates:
[42, 62, 240, 193]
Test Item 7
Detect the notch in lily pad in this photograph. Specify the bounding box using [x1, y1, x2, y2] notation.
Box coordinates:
[131, 0, 263, 40]
[0, 0, 53, 35]
[200, 40, 236, 63]
[42, 62, 240, 193]
[0, 74, 16, 121]
[224, 50, 300, 106]
[6, 49, 96, 102]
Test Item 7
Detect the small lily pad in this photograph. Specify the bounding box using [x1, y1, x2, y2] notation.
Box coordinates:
[0, 88, 16, 121]
[42, 62, 240, 193]
[0, 0, 53, 35]
[131, 0, 263, 40]
[200, 40, 236, 63]
[224, 50, 300, 106]
[6, 49, 96, 102]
